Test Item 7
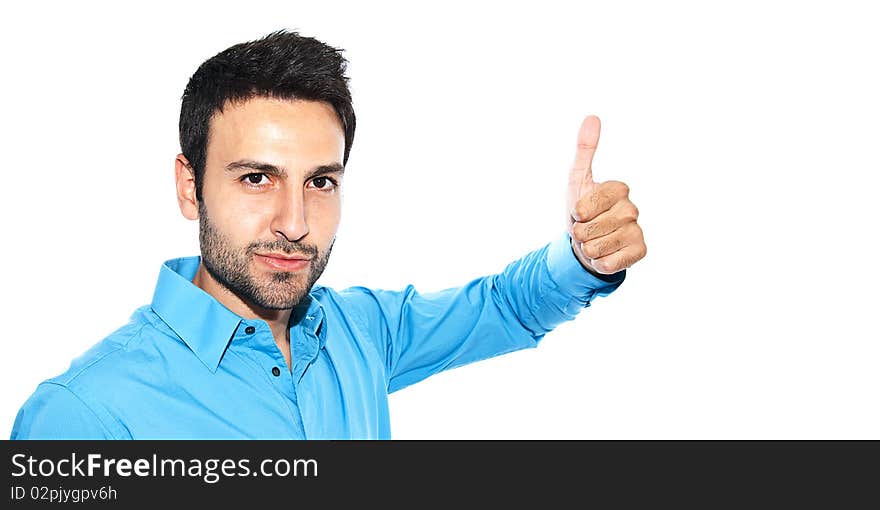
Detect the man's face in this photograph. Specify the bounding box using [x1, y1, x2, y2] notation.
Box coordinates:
[197, 97, 345, 310]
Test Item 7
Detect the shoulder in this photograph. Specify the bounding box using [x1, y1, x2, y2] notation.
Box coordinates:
[13, 305, 177, 439]
[315, 284, 400, 327]
[324, 283, 419, 313]
[48, 307, 151, 386]
[10, 382, 118, 439]
[45, 305, 178, 390]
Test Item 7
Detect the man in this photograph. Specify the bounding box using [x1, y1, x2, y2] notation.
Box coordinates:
[11, 30, 646, 439]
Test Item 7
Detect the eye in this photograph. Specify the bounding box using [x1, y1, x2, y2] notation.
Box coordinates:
[241, 173, 270, 187]
[310, 176, 338, 191]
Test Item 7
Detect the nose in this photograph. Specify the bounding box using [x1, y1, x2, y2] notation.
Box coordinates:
[270, 188, 309, 243]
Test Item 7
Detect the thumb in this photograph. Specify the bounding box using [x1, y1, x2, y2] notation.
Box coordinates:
[572, 115, 601, 197]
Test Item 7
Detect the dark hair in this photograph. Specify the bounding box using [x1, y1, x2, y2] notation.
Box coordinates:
[179, 30, 355, 201]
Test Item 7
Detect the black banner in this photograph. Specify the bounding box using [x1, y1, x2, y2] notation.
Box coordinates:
[3, 441, 877, 506]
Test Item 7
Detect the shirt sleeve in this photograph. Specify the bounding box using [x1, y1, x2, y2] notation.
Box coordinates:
[338, 231, 626, 393]
[10, 383, 116, 439]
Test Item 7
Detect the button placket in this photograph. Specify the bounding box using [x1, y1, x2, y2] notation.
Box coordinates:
[231, 320, 305, 437]
[241, 322, 293, 385]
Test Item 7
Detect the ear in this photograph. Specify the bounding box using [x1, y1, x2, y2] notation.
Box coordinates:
[175, 154, 199, 221]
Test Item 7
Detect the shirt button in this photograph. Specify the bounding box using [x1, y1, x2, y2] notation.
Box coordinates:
[245, 326, 256, 334]
[271, 367, 281, 377]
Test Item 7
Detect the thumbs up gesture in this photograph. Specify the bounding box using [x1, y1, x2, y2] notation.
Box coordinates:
[566, 115, 646, 276]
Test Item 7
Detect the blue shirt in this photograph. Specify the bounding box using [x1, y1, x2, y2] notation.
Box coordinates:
[10, 232, 624, 439]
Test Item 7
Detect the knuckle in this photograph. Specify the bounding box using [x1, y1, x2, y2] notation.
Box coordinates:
[593, 258, 612, 273]
[586, 237, 618, 259]
[582, 242, 599, 259]
[578, 142, 598, 151]
[625, 248, 646, 268]
[608, 180, 629, 196]
[576, 200, 591, 221]
[619, 205, 638, 224]
[629, 203, 639, 221]
[582, 221, 599, 239]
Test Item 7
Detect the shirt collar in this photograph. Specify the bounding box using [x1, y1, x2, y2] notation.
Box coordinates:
[150, 256, 326, 373]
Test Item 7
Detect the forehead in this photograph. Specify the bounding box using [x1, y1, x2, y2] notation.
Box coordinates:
[206, 97, 345, 167]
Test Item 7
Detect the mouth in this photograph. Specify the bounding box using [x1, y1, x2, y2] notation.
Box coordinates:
[254, 253, 312, 271]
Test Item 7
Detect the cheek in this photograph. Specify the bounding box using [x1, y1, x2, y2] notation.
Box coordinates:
[305, 197, 341, 234]
[204, 192, 271, 244]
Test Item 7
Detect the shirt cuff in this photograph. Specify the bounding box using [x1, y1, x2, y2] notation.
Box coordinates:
[545, 231, 626, 298]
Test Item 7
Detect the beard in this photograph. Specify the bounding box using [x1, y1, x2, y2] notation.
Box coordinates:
[197, 202, 334, 310]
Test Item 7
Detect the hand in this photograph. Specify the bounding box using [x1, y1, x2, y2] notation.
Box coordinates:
[566, 115, 647, 276]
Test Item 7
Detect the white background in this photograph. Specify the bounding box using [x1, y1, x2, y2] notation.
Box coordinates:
[1, 1, 877, 439]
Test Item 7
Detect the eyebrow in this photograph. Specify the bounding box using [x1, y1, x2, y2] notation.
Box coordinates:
[225, 160, 344, 180]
